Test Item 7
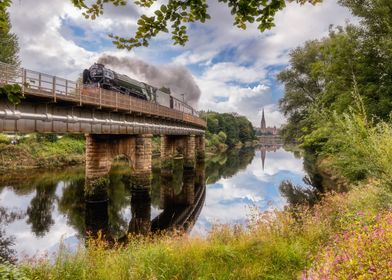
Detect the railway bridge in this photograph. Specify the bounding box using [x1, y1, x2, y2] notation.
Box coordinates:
[0, 62, 206, 192]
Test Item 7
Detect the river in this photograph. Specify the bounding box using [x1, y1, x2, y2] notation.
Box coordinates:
[0, 146, 309, 261]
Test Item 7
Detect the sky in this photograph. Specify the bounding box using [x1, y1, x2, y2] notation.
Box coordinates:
[8, 0, 355, 127]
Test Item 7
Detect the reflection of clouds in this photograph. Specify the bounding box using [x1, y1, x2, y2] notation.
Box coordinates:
[193, 149, 305, 234]
[2, 184, 77, 259]
[0, 188, 35, 211]
[0, 149, 306, 255]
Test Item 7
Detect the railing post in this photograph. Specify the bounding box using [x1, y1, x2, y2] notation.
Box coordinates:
[129, 95, 132, 113]
[22, 68, 27, 96]
[79, 85, 82, 106]
[115, 92, 118, 111]
[38, 73, 42, 90]
[99, 87, 102, 109]
[4, 64, 8, 84]
[65, 80, 68, 96]
[52, 76, 57, 102]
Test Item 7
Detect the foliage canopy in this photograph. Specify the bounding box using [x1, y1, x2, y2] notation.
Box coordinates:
[200, 111, 255, 148]
[278, 0, 392, 144]
[72, 0, 322, 50]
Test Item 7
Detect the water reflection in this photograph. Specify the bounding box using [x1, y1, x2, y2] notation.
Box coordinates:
[260, 144, 283, 171]
[0, 146, 311, 258]
[84, 163, 206, 242]
[191, 146, 305, 235]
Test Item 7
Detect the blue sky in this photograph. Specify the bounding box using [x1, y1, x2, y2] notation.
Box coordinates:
[9, 0, 354, 127]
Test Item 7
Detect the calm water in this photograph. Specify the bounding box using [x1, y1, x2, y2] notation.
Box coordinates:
[0, 146, 307, 261]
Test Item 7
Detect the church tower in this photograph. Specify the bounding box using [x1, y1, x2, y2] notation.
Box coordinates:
[260, 108, 266, 131]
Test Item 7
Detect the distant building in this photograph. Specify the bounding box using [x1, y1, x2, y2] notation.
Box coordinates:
[261, 109, 266, 131]
[256, 108, 279, 135]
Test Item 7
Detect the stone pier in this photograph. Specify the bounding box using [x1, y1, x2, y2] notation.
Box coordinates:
[85, 134, 153, 196]
[160, 134, 198, 170]
[195, 135, 206, 160]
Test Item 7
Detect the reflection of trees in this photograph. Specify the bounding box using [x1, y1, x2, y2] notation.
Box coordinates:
[26, 182, 57, 237]
[279, 151, 325, 208]
[0, 167, 84, 196]
[57, 162, 133, 239]
[302, 151, 324, 193]
[205, 148, 255, 184]
[57, 179, 86, 237]
[0, 207, 25, 263]
[279, 181, 319, 207]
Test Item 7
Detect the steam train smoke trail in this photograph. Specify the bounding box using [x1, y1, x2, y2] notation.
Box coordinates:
[98, 55, 201, 107]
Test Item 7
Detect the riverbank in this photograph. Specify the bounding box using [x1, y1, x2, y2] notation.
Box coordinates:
[0, 134, 85, 170]
[0, 133, 258, 171]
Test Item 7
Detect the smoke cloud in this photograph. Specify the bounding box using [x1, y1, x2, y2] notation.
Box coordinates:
[98, 54, 201, 107]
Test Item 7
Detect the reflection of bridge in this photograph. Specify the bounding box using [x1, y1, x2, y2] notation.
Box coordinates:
[258, 135, 283, 147]
[260, 145, 283, 171]
[151, 167, 206, 232]
[0, 62, 206, 188]
[85, 162, 206, 239]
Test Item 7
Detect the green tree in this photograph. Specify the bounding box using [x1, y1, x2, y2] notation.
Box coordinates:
[0, 0, 19, 66]
[236, 115, 255, 142]
[217, 131, 227, 143]
[0, 0, 23, 104]
[279, 6, 392, 144]
[72, 0, 322, 50]
[278, 39, 324, 142]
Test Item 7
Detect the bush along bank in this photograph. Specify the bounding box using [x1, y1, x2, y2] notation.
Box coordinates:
[199, 111, 257, 152]
[0, 134, 85, 170]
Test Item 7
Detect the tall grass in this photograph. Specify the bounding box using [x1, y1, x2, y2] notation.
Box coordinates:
[12, 181, 390, 280]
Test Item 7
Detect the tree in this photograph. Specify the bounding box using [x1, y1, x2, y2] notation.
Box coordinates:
[0, 0, 19, 66]
[72, 0, 322, 50]
[278, 0, 392, 143]
[0, 0, 22, 104]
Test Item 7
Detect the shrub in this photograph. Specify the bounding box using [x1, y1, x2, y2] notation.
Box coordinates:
[0, 134, 9, 144]
[0, 261, 29, 280]
[303, 210, 392, 279]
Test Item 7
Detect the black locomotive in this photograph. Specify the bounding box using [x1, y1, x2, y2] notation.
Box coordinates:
[82, 63, 196, 115]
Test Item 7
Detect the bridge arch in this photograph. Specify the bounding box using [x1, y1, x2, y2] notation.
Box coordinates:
[85, 134, 152, 191]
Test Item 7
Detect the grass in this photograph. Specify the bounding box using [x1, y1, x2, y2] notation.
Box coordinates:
[0, 134, 85, 170]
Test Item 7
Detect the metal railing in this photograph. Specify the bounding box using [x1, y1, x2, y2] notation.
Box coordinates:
[0, 62, 206, 128]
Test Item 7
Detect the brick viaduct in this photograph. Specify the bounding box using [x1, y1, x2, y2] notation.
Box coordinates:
[0, 62, 206, 194]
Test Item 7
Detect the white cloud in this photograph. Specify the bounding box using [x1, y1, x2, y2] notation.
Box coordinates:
[202, 62, 266, 84]
[8, 0, 355, 124]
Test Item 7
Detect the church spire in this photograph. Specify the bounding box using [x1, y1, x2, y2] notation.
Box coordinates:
[261, 108, 266, 130]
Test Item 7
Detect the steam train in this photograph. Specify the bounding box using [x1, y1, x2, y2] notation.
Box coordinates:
[82, 63, 197, 116]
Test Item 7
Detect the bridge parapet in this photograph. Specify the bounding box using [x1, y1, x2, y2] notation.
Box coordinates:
[0, 62, 206, 129]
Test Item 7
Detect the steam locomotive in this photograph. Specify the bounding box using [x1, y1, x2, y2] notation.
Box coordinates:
[82, 63, 196, 115]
